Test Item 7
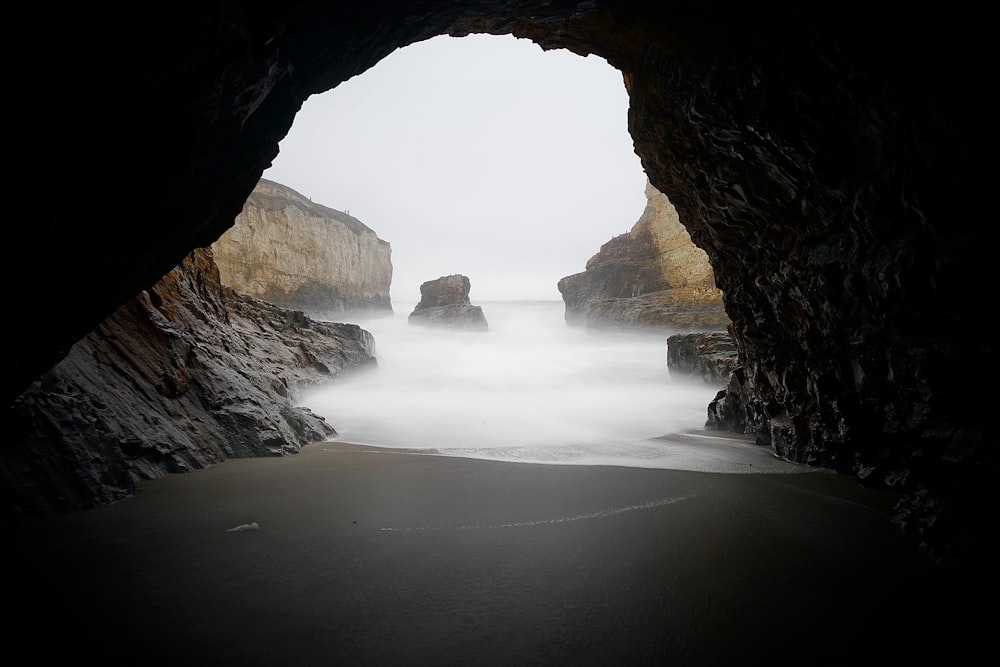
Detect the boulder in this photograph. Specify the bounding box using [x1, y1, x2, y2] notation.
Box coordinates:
[408, 274, 488, 331]
[666, 331, 739, 385]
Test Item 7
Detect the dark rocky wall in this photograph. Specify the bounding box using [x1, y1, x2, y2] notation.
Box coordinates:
[666, 331, 738, 386]
[5, 3, 993, 563]
[6, 248, 376, 520]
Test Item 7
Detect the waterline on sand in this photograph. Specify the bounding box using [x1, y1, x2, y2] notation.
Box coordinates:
[377, 494, 692, 531]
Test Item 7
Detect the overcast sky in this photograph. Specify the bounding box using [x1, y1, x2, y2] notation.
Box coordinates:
[264, 33, 648, 303]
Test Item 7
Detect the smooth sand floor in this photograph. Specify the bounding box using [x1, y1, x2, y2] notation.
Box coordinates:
[5, 440, 989, 666]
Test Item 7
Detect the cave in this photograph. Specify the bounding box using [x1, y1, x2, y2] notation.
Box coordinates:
[4, 1, 994, 656]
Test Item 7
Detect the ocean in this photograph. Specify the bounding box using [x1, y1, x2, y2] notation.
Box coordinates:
[302, 300, 811, 474]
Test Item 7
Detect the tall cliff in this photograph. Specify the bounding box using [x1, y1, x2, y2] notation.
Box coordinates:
[212, 178, 393, 318]
[5, 248, 376, 521]
[558, 179, 730, 330]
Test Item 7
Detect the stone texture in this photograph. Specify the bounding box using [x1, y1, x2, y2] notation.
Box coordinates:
[5, 3, 993, 562]
[5, 248, 376, 519]
[408, 274, 488, 330]
[706, 365, 765, 444]
[559, 178, 729, 331]
[212, 178, 393, 318]
[666, 331, 739, 386]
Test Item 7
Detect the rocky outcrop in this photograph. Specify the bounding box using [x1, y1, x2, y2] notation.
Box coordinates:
[666, 331, 739, 386]
[212, 178, 393, 318]
[705, 366, 762, 443]
[558, 179, 729, 331]
[4, 247, 376, 520]
[408, 274, 488, 330]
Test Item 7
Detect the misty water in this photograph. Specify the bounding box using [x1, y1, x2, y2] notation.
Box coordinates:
[302, 300, 811, 473]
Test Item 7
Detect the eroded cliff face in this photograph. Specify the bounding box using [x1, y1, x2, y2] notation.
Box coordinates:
[559, 178, 729, 330]
[212, 178, 393, 318]
[5, 248, 376, 520]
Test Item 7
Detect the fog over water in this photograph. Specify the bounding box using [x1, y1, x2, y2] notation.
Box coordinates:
[303, 301, 813, 474]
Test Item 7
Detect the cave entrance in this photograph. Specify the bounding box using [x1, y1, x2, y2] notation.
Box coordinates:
[258, 33, 736, 470]
[263, 33, 647, 303]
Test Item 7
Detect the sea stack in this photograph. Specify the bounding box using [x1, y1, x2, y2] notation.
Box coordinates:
[408, 274, 488, 331]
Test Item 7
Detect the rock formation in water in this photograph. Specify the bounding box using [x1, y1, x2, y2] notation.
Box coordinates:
[8, 3, 993, 567]
[558, 179, 729, 331]
[408, 274, 488, 330]
[5, 247, 376, 520]
[705, 365, 759, 442]
[212, 178, 393, 318]
[666, 331, 739, 386]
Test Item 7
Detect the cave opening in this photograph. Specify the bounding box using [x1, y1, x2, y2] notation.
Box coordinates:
[263, 32, 648, 303]
[254, 32, 740, 469]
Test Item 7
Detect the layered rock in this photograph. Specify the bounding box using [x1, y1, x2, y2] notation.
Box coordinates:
[212, 178, 393, 318]
[666, 331, 739, 386]
[558, 179, 729, 331]
[408, 274, 488, 330]
[4, 247, 376, 520]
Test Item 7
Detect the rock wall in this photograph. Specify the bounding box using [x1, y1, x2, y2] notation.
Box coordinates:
[4, 247, 376, 521]
[558, 179, 729, 330]
[212, 178, 393, 318]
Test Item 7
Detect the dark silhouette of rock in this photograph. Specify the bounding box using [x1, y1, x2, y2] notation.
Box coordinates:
[408, 274, 488, 330]
[666, 331, 739, 386]
[5, 248, 376, 519]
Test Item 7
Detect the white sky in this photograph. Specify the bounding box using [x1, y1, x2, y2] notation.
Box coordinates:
[264, 33, 648, 303]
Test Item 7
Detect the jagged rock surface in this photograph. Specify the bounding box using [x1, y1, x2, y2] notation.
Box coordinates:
[212, 178, 393, 318]
[408, 274, 489, 330]
[558, 179, 729, 331]
[5, 248, 376, 520]
[666, 331, 739, 386]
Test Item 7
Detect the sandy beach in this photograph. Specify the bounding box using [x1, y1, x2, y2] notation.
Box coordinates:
[5, 439, 987, 665]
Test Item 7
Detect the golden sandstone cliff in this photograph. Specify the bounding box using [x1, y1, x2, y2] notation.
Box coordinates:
[558, 179, 729, 330]
[212, 179, 393, 318]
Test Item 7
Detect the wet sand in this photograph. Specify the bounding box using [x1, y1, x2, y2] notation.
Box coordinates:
[4, 440, 988, 665]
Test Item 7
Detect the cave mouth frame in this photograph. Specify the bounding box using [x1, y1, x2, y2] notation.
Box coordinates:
[253, 33, 725, 465]
[7, 4, 990, 571]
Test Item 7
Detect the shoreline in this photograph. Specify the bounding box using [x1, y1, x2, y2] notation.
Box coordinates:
[311, 427, 829, 476]
[5, 439, 984, 665]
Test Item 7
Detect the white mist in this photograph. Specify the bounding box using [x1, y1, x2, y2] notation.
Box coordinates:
[301, 301, 809, 473]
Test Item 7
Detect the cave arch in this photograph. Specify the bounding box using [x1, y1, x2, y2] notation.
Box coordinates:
[9, 2, 991, 557]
